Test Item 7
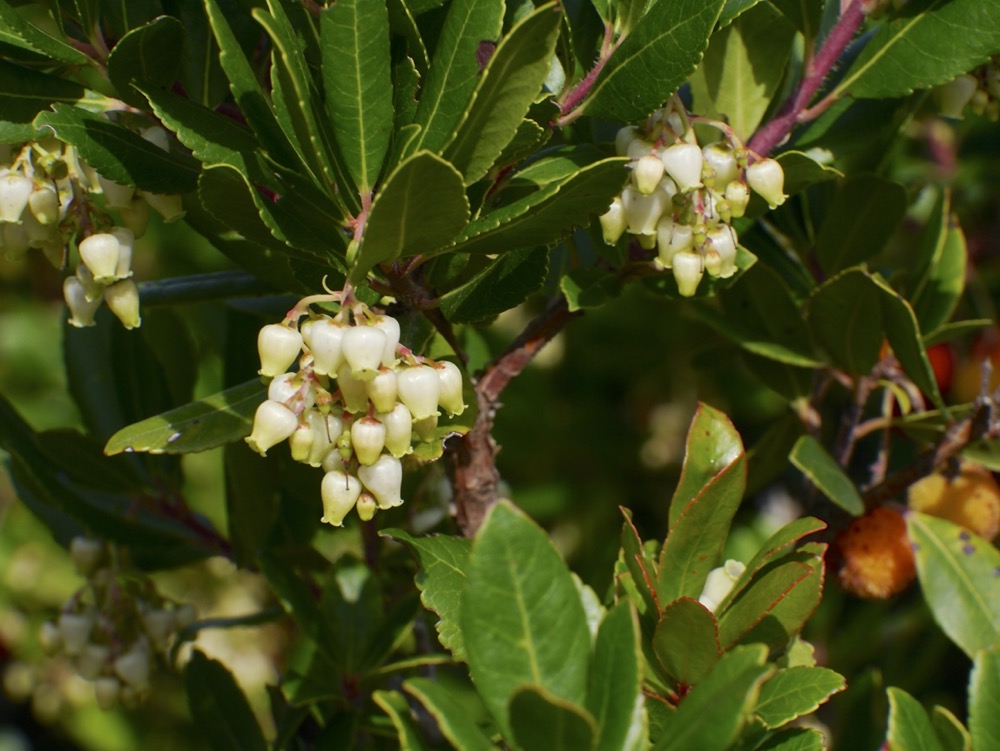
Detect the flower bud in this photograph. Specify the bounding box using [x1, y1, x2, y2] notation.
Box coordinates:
[58, 612, 94, 656]
[380, 403, 413, 458]
[351, 416, 386, 466]
[104, 279, 142, 329]
[356, 493, 378, 521]
[358, 455, 404, 509]
[29, 184, 61, 225]
[257, 324, 303, 377]
[336, 363, 370, 413]
[365, 370, 398, 413]
[302, 316, 345, 376]
[672, 251, 704, 297]
[343, 325, 388, 381]
[698, 559, 746, 612]
[39, 621, 62, 655]
[702, 142, 739, 186]
[746, 158, 786, 208]
[110, 227, 134, 279]
[289, 421, 314, 463]
[621, 185, 667, 236]
[660, 143, 703, 192]
[706, 226, 738, 279]
[246, 400, 298, 456]
[97, 176, 135, 209]
[372, 314, 401, 367]
[0, 171, 32, 222]
[599, 197, 627, 246]
[633, 154, 665, 195]
[78, 644, 110, 680]
[69, 536, 104, 576]
[64, 276, 103, 327]
[414, 413, 438, 443]
[320, 470, 362, 526]
[94, 677, 121, 710]
[79, 233, 121, 283]
[724, 180, 750, 219]
[113, 646, 150, 689]
[397, 365, 441, 420]
[436, 361, 466, 416]
[140, 191, 185, 222]
[937, 74, 978, 118]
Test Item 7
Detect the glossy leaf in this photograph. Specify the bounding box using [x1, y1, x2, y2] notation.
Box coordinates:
[410, 0, 504, 154]
[169, 0, 230, 108]
[444, 157, 628, 256]
[583, 0, 725, 121]
[654, 645, 772, 751]
[806, 268, 883, 375]
[462, 501, 591, 738]
[652, 598, 721, 686]
[970, 646, 1000, 751]
[718, 0, 764, 26]
[836, 0, 1000, 99]
[690, 3, 795, 140]
[0, 59, 109, 140]
[443, 3, 561, 184]
[104, 380, 265, 456]
[321, 0, 393, 193]
[106, 16, 183, 107]
[351, 150, 469, 283]
[587, 603, 646, 751]
[0, 0, 88, 63]
[34, 104, 199, 194]
[910, 193, 968, 334]
[186, 652, 267, 751]
[620, 509, 660, 617]
[886, 687, 945, 751]
[756, 728, 827, 751]
[372, 691, 432, 751]
[789, 435, 864, 516]
[907, 512, 1000, 658]
[383, 529, 471, 660]
[815, 175, 907, 275]
[509, 686, 597, 751]
[404, 676, 496, 751]
[440, 248, 548, 323]
[561, 267, 624, 312]
[754, 667, 845, 729]
[931, 706, 972, 751]
[776, 151, 842, 198]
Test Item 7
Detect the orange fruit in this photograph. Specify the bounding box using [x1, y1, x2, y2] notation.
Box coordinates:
[836, 507, 916, 599]
[908, 461, 1000, 541]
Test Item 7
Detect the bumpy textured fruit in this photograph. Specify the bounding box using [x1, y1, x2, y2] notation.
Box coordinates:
[835, 507, 916, 599]
[908, 462, 1000, 540]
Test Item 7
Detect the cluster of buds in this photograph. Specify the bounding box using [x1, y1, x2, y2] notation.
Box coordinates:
[0, 122, 185, 330]
[37, 537, 196, 710]
[247, 290, 466, 527]
[937, 57, 1000, 121]
[598, 98, 786, 297]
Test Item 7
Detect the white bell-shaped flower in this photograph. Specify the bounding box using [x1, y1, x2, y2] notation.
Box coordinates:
[672, 251, 704, 297]
[97, 175, 136, 209]
[119, 197, 149, 237]
[320, 470, 362, 526]
[358, 455, 403, 509]
[937, 75, 978, 118]
[141, 609, 176, 650]
[660, 143, 703, 192]
[356, 493, 378, 521]
[302, 316, 345, 376]
[698, 559, 746, 612]
[267, 372, 299, 405]
[702, 143, 739, 186]
[614, 125, 642, 156]
[724, 180, 750, 219]
[625, 138, 655, 160]
[621, 185, 668, 236]
[140, 126, 171, 152]
[633, 154, 665, 195]
[69, 536, 104, 575]
[436, 361, 465, 416]
[113, 645, 151, 689]
[78, 644, 110, 680]
[706, 226, 738, 279]
[372, 314, 401, 367]
[104, 279, 142, 329]
[246, 400, 298, 456]
[746, 158, 786, 208]
[29, 184, 61, 225]
[599, 197, 627, 246]
[351, 416, 386, 466]
[397, 365, 441, 420]
[257, 323, 303, 377]
[306, 410, 343, 466]
[342, 325, 388, 381]
[58, 611, 94, 656]
[336, 362, 370, 413]
[380, 403, 413, 458]
[109, 227, 134, 279]
[289, 421, 314, 463]
[0, 171, 32, 222]
[140, 191, 185, 222]
[366, 369, 398, 413]
[64, 276, 103, 327]
[322, 448, 345, 473]
[79, 232, 121, 283]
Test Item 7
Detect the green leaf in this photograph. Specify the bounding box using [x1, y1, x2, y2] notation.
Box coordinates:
[806, 268, 883, 375]
[561, 267, 624, 312]
[440, 247, 548, 323]
[776, 151, 842, 198]
[351, 150, 469, 283]
[445, 157, 628, 256]
[106, 16, 184, 107]
[0, 0, 88, 63]
[410, 0, 503, 154]
[0, 59, 109, 140]
[34, 104, 199, 194]
[788, 435, 864, 516]
[815, 175, 907, 275]
[443, 3, 561, 184]
[667, 403, 746, 529]
[654, 645, 772, 751]
[755, 728, 827, 751]
[931, 706, 972, 751]
[404, 676, 497, 751]
[970, 646, 1000, 751]
[754, 667, 845, 729]
[224, 443, 280, 568]
[587, 603, 646, 751]
[835, 0, 1000, 99]
[620, 509, 660, 617]
[718, 0, 764, 26]
[583, 0, 725, 121]
[169, 0, 230, 109]
[910, 194, 968, 333]
[372, 691, 432, 751]
[652, 599, 722, 686]
[886, 687, 945, 751]
[907, 512, 1000, 658]
[690, 3, 795, 140]
[321, 0, 393, 193]
[104, 380, 265, 456]
[258, 552, 336, 655]
[185, 651, 267, 751]
[383, 529, 471, 660]
[509, 686, 597, 751]
[923, 319, 992, 348]
[462, 501, 591, 738]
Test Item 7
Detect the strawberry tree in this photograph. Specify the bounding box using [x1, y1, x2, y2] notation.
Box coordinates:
[0, 0, 999, 748]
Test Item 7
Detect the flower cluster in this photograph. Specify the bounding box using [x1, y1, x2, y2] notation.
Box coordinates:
[598, 99, 786, 297]
[248, 293, 466, 527]
[0, 125, 185, 330]
[937, 57, 1000, 121]
[38, 537, 196, 710]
